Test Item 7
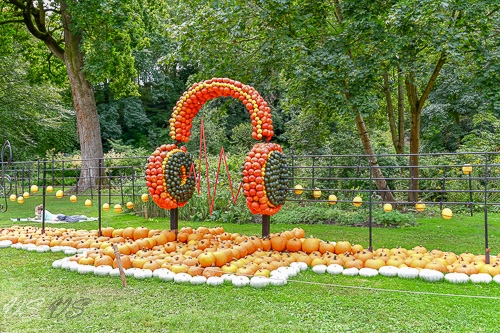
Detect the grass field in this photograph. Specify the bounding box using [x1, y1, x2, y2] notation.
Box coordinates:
[1, 196, 500, 332]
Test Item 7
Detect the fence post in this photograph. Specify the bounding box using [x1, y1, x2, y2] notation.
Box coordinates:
[409, 160, 415, 203]
[468, 172, 473, 217]
[98, 158, 102, 237]
[440, 168, 447, 210]
[42, 162, 46, 235]
[368, 156, 373, 252]
[484, 153, 489, 264]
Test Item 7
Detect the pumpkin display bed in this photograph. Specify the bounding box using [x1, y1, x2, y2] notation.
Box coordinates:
[1, 225, 499, 288]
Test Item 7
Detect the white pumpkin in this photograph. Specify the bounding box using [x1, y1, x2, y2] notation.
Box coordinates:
[64, 248, 77, 255]
[61, 261, 72, 270]
[232, 276, 250, 287]
[20, 244, 31, 250]
[379, 266, 399, 277]
[250, 276, 270, 289]
[470, 273, 492, 284]
[51, 246, 62, 252]
[173, 273, 192, 284]
[158, 270, 175, 282]
[12, 243, 23, 249]
[359, 268, 378, 277]
[76, 248, 90, 254]
[69, 262, 80, 272]
[0, 240, 13, 248]
[109, 268, 121, 277]
[269, 274, 287, 286]
[153, 268, 170, 278]
[52, 260, 63, 269]
[222, 274, 236, 283]
[275, 267, 298, 278]
[493, 275, 500, 284]
[190, 276, 207, 285]
[77, 265, 95, 275]
[94, 265, 112, 276]
[134, 269, 153, 279]
[124, 268, 137, 277]
[327, 264, 343, 276]
[342, 268, 359, 276]
[207, 276, 224, 286]
[419, 269, 444, 282]
[445, 273, 470, 284]
[36, 246, 50, 253]
[398, 267, 419, 279]
[290, 262, 308, 271]
[312, 265, 327, 274]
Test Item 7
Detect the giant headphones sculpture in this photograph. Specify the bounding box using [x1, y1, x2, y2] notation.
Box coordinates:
[146, 78, 289, 215]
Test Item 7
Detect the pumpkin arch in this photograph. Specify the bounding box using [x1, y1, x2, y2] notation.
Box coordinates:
[147, 78, 289, 215]
[168, 78, 274, 142]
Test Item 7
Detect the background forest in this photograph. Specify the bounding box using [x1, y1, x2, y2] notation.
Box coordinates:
[0, 0, 498, 162]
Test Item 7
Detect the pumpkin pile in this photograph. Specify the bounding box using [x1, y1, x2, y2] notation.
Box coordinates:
[242, 143, 290, 215]
[146, 144, 196, 209]
[1, 226, 499, 286]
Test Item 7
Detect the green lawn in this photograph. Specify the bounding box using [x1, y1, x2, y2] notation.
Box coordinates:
[1, 196, 500, 332]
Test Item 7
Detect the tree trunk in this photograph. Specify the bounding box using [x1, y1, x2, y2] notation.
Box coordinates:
[354, 114, 396, 203]
[383, 71, 402, 154]
[397, 67, 405, 153]
[62, 3, 103, 191]
[405, 52, 446, 201]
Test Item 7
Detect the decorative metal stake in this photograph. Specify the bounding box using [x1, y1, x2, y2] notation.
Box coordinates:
[262, 215, 270, 237]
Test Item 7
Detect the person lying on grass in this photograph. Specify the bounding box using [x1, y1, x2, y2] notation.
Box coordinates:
[30, 204, 89, 223]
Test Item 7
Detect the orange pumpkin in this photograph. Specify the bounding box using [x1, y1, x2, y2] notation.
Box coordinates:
[286, 238, 302, 252]
[270, 234, 287, 252]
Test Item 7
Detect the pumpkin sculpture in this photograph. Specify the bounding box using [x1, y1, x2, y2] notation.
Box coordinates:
[145, 78, 288, 217]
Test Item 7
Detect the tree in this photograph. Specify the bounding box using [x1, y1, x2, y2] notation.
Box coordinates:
[0, 0, 152, 187]
[0, 55, 76, 159]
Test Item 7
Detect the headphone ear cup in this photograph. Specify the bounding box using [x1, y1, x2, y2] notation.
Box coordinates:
[242, 143, 287, 216]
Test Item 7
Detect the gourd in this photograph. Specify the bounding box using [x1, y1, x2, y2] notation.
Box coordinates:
[250, 276, 270, 288]
[207, 276, 224, 286]
[69, 262, 80, 272]
[94, 265, 112, 276]
[419, 269, 444, 282]
[290, 262, 308, 271]
[153, 268, 170, 278]
[52, 260, 63, 269]
[0, 240, 13, 248]
[444, 273, 470, 284]
[222, 274, 236, 283]
[359, 268, 378, 277]
[158, 270, 176, 282]
[124, 268, 138, 277]
[173, 273, 192, 284]
[78, 265, 95, 275]
[470, 273, 492, 284]
[232, 276, 250, 287]
[326, 264, 343, 275]
[379, 266, 399, 277]
[109, 268, 121, 277]
[276, 266, 298, 278]
[190, 276, 207, 285]
[64, 248, 77, 255]
[269, 274, 287, 286]
[134, 269, 153, 279]
[397, 267, 419, 279]
[342, 268, 359, 276]
[312, 265, 327, 274]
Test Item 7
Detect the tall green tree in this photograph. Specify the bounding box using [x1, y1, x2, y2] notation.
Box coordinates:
[0, 0, 152, 186]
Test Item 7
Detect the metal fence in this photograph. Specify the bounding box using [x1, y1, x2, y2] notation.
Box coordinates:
[1, 140, 499, 261]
